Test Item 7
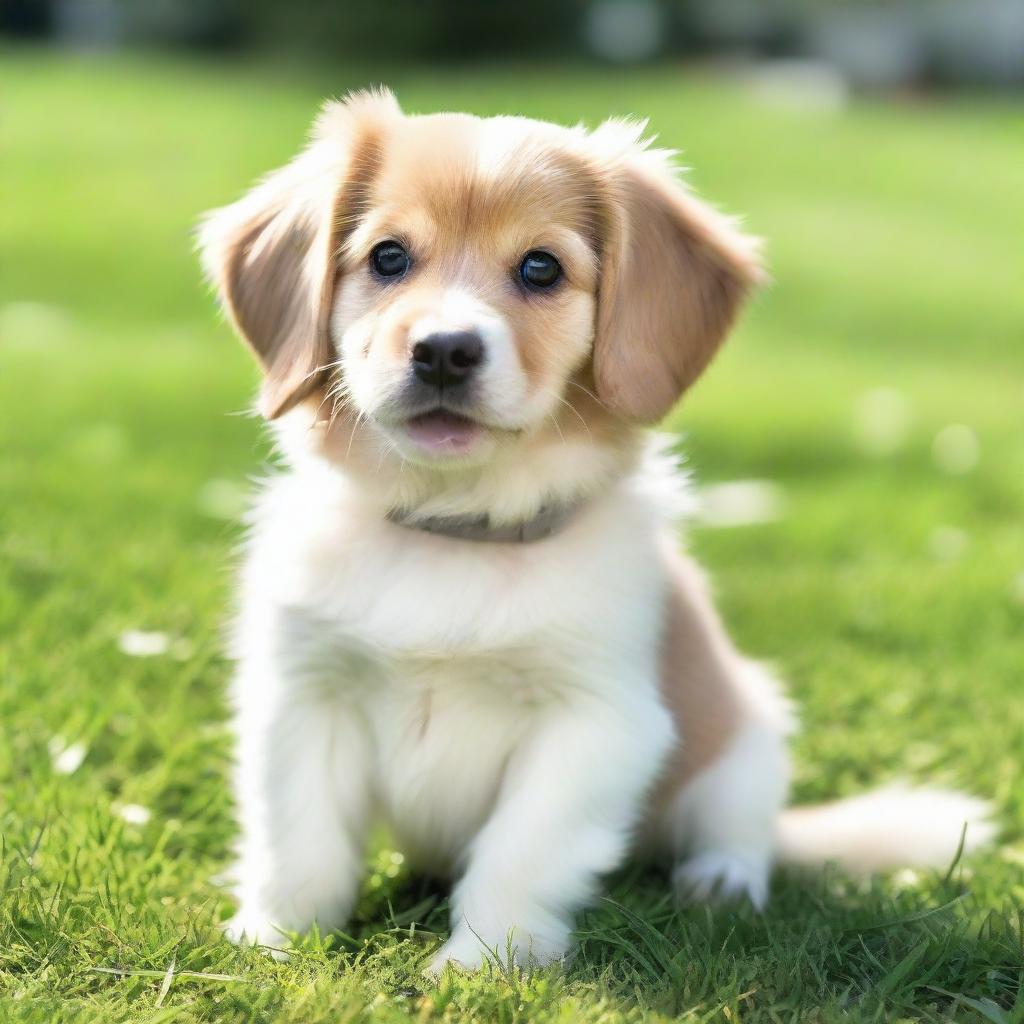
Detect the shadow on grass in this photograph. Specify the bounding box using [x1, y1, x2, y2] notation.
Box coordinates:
[332, 855, 1024, 1019]
[569, 862, 1024, 1019]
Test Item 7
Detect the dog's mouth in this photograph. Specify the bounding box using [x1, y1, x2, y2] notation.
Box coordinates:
[401, 409, 483, 454]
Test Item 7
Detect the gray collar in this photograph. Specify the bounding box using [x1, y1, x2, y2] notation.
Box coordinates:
[386, 501, 582, 544]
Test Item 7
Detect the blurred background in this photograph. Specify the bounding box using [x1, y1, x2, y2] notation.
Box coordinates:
[1, 3, 1022, 1016]
[7, 0, 1024, 87]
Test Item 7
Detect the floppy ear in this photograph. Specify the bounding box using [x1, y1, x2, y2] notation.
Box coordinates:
[199, 89, 400, 419]
[592, 134, 763, 423]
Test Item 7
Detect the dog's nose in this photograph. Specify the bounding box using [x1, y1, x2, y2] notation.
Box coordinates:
[411, 331, 484, 388]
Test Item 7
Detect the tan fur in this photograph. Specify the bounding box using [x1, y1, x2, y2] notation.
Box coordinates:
[332, 113, 602, 425]
[199, 90, 399, 419]
[593, 151, 764, 422]
[202, 90, 760, 432]
[652, 554, 744, 809]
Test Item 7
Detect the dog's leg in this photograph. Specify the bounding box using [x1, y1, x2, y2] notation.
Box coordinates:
[225, 664, 371, 955]
[667, 682, 790, 909]
[427, 685, 673, 974]
[652, 556, 794, 909]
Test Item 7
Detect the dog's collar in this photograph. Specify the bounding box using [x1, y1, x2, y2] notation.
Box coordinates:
[385, 500, 583, 544]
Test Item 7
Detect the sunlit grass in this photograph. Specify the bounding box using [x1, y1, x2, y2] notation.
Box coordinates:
[1, 49, 1022, 1023]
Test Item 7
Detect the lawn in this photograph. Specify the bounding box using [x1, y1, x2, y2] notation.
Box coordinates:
[1, 49, 1022, 1023]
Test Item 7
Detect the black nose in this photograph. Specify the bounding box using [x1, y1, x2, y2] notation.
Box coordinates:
[411, 331, 484, 388]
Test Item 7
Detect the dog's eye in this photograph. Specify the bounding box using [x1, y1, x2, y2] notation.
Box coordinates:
[520, 251, 561, 290]
[371, 241, 411, 279]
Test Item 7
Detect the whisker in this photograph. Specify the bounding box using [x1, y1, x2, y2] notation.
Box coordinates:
[316, 377, 344, 423]
[323, 371, 358, 430]
[346, 407, 367, 460]
[326, 391, 346, 431]
[297, 357, 345, 390]
[321, 381, 354, 430]
[565, 379, 612, 414]
[550, 391, 592, 441]
[374, 436, 394, 474]
[547, 410, 567, 446]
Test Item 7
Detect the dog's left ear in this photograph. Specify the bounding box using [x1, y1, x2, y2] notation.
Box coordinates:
[592, 134, 763, 423]
[199, 89, 400, 419]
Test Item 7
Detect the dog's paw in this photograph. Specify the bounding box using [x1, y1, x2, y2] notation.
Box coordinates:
[672, 849, 770, 910]
[222, 911, 291, 961]
[425, 939, 481, 977]
[424, 924, 568, 978]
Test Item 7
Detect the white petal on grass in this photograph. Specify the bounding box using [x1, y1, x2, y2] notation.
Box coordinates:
[197, 478, 248, 520]
[696, 480, 787, 528]
[118, 803, 152, 825]
[118, 630, 170, 657]
[929, 526, 969, 562]
[852, 387, 910, 456]
[51, 739, 88, 775]
[932, 424, 980, 474]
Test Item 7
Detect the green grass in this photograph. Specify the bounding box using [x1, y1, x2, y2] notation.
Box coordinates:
[2, 48, 1023, 1023]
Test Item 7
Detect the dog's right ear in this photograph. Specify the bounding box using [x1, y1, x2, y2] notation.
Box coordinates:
[199, 89, 400, 420]
[588, 121, 763, 423]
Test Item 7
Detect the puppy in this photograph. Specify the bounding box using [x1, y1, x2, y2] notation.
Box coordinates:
[200, 90, 992, 972]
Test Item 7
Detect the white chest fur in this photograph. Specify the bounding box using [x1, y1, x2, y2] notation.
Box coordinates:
[232, 460, 675, 871]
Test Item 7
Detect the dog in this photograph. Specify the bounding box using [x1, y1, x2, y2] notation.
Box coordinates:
[199, 89, 992, 973]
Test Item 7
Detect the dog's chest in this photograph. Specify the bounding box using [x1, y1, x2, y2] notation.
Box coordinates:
[357, 648, 547, 873]
[250, 474, 669, 867]
[296, 533, 608, 866]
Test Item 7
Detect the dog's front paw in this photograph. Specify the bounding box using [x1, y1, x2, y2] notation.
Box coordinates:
[425, 923, 569, 977]
[425, 934, 486, 977]
[222, 910, 291, 961]
[672, 849, 770, 909]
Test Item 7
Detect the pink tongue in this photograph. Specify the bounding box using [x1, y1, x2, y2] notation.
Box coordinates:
[406, 411, 480, 450]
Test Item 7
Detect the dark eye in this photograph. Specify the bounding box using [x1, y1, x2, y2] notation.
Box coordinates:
[371, 241, 410, 279]
[520, 250, 561, 290]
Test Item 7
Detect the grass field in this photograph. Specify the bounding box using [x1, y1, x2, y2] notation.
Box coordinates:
[1, 48, 1022, 1023]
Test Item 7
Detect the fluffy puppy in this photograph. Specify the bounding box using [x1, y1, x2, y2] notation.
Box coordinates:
[200, 90, 992, 972]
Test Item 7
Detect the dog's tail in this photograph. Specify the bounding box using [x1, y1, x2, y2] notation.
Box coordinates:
[776, 785, 995, 873]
